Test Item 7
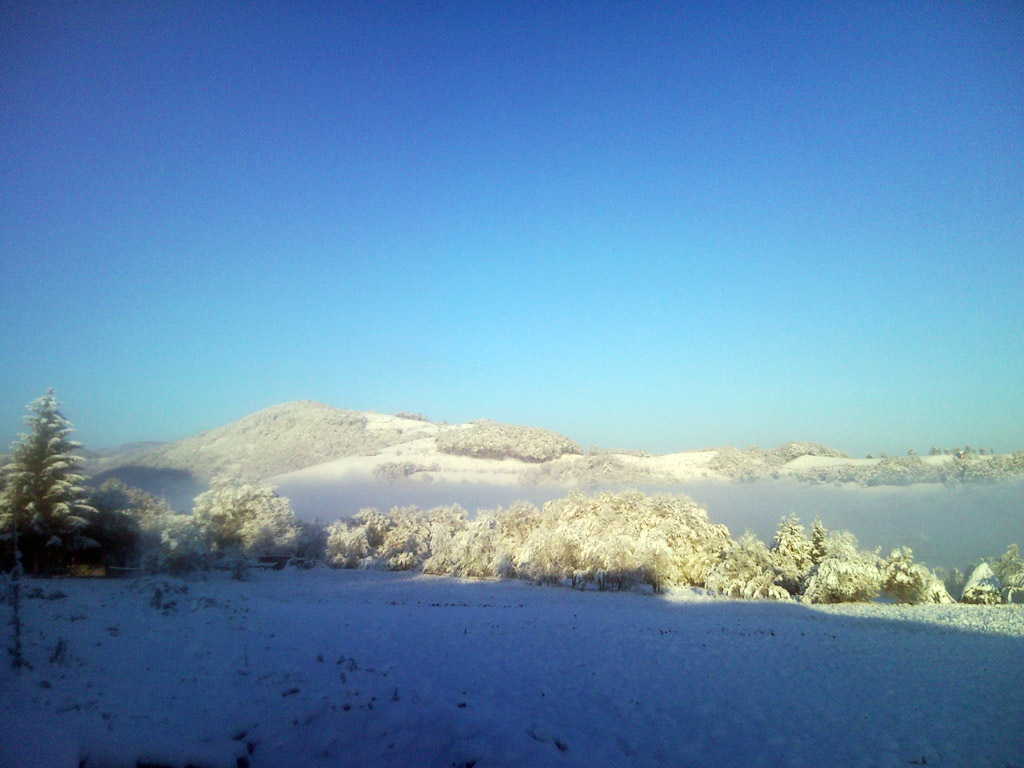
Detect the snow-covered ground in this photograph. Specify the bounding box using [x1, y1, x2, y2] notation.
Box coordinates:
[3, 570, 1022, 768]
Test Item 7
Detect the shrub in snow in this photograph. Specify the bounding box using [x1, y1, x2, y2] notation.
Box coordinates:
[802, 531, 882, 604]
[706, 532, 790, 600]
[435, 511, 502, 577]
[1, 390, 98, 573]
[325, 508, 399, 568]
[420, 505, 469, 574]
[155, 514, 210, 574]
[291, 519, 327, 563]
[491, 501, 542, 578]
[992, 544, 1024, 602]
[519, 490, 730, 592]
[87, 479, 183, 568]
[325, 518, 371, 568]
[192, 481, 301, 559]
[882, 548, 953, 604]
[326, 504, 470, 571]
[435, 420, 583, 463]
[960, 562, 1002, 605]
[770, 516, 813, 595]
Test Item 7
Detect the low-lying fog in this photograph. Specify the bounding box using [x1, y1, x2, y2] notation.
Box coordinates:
[276, 477, 1024, 571]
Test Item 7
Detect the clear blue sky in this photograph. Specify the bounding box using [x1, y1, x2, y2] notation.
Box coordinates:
[2, 1, 1022, 457]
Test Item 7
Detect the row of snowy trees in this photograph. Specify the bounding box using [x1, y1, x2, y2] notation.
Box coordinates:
[3, 391, 1021, 605]
[322, 496, 977, 604]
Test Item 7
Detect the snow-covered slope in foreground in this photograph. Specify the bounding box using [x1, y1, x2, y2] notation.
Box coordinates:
[3, 571, 1023, 768]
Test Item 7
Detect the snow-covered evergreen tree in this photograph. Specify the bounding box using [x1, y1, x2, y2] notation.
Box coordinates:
[770, 515, 813, 595]
[809, 519, 828, 567]
[1, 390, 96, 573]
[960, 562, 1002, 604]
[802, 530, 882, 604]
[881, 547, 953, 604]
[991, 544, 1023, 592]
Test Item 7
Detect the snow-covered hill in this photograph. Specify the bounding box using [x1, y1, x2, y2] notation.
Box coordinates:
[87, 401, 1024, 501]
[3, 569, 1022, 768]
[87, 402, 438, 482]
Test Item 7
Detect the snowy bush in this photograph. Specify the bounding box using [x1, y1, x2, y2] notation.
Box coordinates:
[154, 514, 210, 574]
[802, 530, 882, 604]
[881, 548, 953, 604]
[706, 532, 790, 600]
[420, 505, 469, 574]
[325, 504, 469, 571]
[436, 511, 503, 577]
[192, 481, 301, 559]
[325, 518, 371, 568]
[519, 490, 730, 592]
[435, 420, 583, 463]
[960, 562, 1002, 605]
[377, 506, 444, 571]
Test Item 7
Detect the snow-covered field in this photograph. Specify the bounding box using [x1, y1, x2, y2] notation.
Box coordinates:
[3, 570, 1022, 768]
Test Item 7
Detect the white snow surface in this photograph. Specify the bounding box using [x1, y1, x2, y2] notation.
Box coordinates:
[3, 570, 1023, 768]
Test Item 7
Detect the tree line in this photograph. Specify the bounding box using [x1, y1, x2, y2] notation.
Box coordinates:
[3, 391, 1022, 607]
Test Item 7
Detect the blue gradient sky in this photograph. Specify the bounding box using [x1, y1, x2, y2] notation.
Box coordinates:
[2, 1, 1022, 457]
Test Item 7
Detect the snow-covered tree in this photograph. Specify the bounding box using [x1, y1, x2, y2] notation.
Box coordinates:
[802, 530, 882, 604]
[1, 390, 96, 573]
[155, 513, 210, 574]
[491, 500, 541, 578]
[809, 519, 828, 567]
[960, 562, 1002, 604]
[436, 510, 501, 577]
[420, 505, 469, 574]
[325, 512, 378, 568]
[192, 481, 301, 559]
[706, 531, 790, 600]
[770, 516, 813, 595]
[519, 490, 730, 592]
[991, 544, 1023, 586]
[881, 547, 953, 604]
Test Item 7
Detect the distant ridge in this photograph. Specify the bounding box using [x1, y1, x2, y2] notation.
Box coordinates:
[84, 401, 1024, 497]
[87, 400, 433, 481]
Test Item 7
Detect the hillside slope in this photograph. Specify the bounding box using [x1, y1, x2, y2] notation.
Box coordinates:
[87, 401, 437, 482]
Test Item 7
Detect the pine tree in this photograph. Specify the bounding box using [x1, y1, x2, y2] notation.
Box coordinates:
[1, 390, 96, 574]
[770, 515, 813, 595]
[809, 519, 828, 567]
